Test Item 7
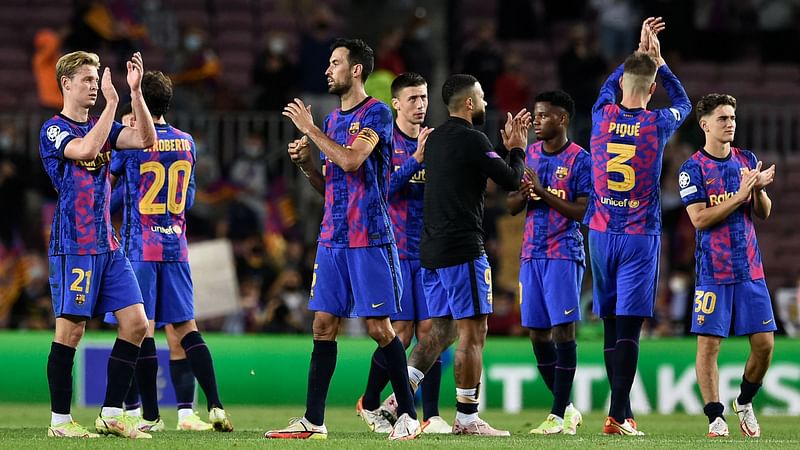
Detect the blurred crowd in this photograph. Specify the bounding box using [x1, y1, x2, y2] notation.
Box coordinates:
[2, 0, 800, 336]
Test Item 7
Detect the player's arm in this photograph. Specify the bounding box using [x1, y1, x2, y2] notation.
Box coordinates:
[654, 55, 691, 128]
[656, 64, 691, 129]
[592, 64, 624, 114]
[751, 161, 775, 220]
[685, 169, 758, 230]
[389, 156, 423, 196]
[751, 189, 772, 220]
[537, 191, 588, 222]
[63, 68, 118, 161]
[639, 20, 691, 128]
[507, 173, 534, 216]
[283, 98, 376, 172]
[389, 127, 432, 196]
[185, 154, 197, 211]
[115, 52, 157, 150]
[482, 111, 530, 192]
[527, 167, 588, 221]
[477, 138, 525, 191]
[288, 136, 324, 195]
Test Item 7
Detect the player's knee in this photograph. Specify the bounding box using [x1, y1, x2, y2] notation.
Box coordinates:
[120, 315, 149, 342]
[529, 328, 552, 343]
[394, 325, 413, 347]
[365, 320, 394, 344]
[312, 318, 338, 340]
[553, 324, 576, 343]
[474, 319, 488, 340]
[398, 333, 413, 348]
[751, 337, 774, 360]
[459, 322, 487, 348]
[67, 326, 85, 347]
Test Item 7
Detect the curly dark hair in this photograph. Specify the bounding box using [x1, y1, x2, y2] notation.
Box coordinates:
[534, 90, 576, 119]
[141, 71, 173, 118]
[696, 93, 737, 121]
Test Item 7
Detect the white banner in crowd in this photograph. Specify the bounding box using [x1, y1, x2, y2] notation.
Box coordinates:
[188, 239, 240, 319]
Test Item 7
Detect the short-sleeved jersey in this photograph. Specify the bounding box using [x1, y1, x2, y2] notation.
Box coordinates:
[521, 141, 591, 263]
[39, 114, 125, 255]
[319, 97, 394, 248]
[388, 125, 424, 259]
[111, 123, 196, 262]
[585, 64, 691, 235]
[678, 147, 764, 284]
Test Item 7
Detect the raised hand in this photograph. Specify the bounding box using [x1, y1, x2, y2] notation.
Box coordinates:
[638, 17, 666, 53]
[644, 25, 665, 67]
[754, 161, 776, 190]
[413, 127, 434, 163]
[501, 108, 531, 150]
[283, 99, 315, 134]
[101, 67, 119, 105]
[126, 52, 144, 92]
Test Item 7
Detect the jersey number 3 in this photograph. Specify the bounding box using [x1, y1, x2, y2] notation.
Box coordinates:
[139, 160, 192, 215]
[606, 143, 636, 192]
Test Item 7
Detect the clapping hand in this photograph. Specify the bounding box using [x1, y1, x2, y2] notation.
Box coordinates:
[413, 127, 434, 163]
[754, 161, 776, 190]
[126, 52, 144, 92]
[501, 108, 532, 150]
[101, 67, 118, 105]
[735, 163, 760, 203]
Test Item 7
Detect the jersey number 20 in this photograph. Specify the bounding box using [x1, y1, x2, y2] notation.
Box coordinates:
[139, 160, 192, 215]
[606, 143, 635, 192]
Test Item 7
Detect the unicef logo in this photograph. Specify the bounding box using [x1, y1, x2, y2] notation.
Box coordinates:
[46, 125, 61, 141]
[678, 171, 690, 189]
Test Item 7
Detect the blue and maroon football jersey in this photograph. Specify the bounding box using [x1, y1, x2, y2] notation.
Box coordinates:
[679, 147, 765, 284]
[521, 141, 591, 263]
[584, 64, 691, 235]
[111, 123, 196, 262]
[319, 97, 394, 248]
[388, 124, 424, 259]
[39, 114, 124, 255]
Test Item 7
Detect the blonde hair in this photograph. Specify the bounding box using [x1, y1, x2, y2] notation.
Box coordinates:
[56, 51, 100, 93]
[622, 52, 657, 94]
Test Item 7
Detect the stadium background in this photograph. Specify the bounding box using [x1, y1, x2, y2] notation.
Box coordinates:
[0, 0, 798, 415]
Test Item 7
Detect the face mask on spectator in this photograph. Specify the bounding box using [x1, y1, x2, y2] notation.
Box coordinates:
[413, 26, 430, 40]
[185, 35, 202, 51]
[269, 37, 287, 55]
[243, 143, 263, 158]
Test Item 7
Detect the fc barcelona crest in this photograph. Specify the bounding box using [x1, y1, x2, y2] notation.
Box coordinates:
[555, 166, 569, 179]
[696, 315, 705, 326]
[349, 122, 360, 135]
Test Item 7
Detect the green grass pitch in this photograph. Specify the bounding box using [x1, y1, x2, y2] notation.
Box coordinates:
[0, 404, 798, 449]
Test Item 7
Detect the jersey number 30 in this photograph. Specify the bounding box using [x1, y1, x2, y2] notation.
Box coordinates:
[139, 161, 192, 215]
[606, 143, 636, 192]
